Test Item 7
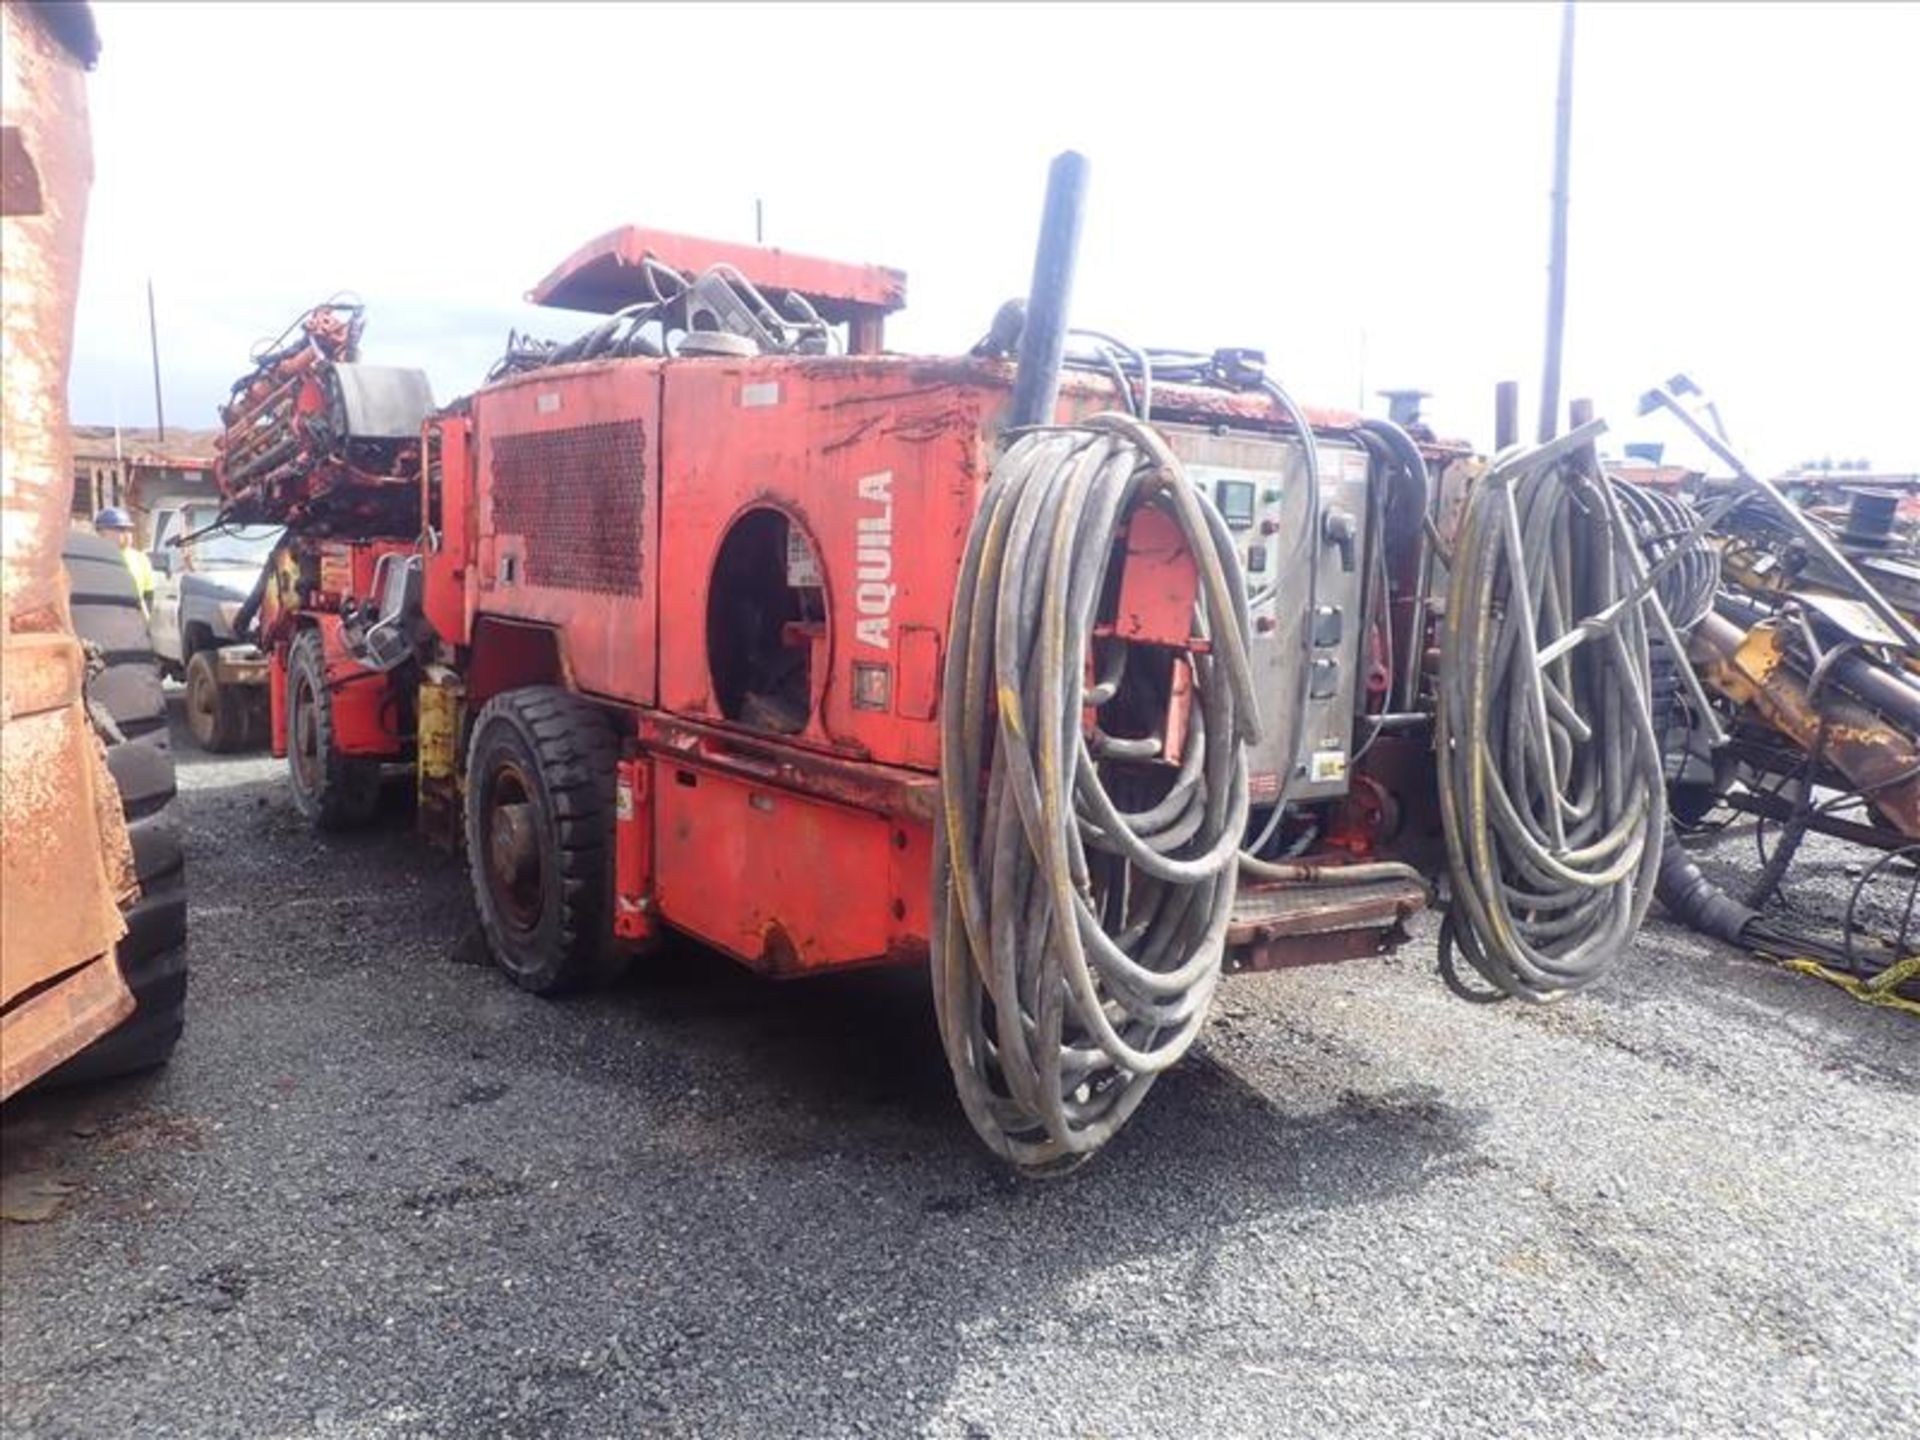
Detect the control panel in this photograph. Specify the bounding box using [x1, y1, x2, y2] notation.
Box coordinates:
[1162, 425, 1372, 805]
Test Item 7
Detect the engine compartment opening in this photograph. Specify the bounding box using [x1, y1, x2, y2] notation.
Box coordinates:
[706, 507, 826, 735]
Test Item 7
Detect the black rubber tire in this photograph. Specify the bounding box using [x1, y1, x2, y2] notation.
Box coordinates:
[285, 626, 381, 829]
[50, 820, 188, 1084]
[107, 740, 176, 820]
[63, 532, 168, 750]
[463, 687, 623, 995]
[240, 687, 272, 751]
[44, 531, 189, 1085]
[184, 650, 248, 753]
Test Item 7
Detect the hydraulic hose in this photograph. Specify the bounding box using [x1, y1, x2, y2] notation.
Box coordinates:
[1655, 819, 1762, 945]
[1607, 480, 1720, 631]
[230, 549, 275, 642]
[1357, 418, 1433, 715]
[933, 413, 1258, 1172]
[1435, 438, 1667, 1001]
[1654, 818, 1867, 972]
[1239, 854, 1429, 889]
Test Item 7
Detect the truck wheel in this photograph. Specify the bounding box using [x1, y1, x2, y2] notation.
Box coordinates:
[242, 688, 272, 751]
[464, 687, 623, 994]
[184, 650, 248, 753]
[286, 626, 381, 829]
[45, 533, 189, 1085]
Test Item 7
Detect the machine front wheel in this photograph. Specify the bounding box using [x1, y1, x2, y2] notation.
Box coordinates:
[286, 627, 381, 829]
[463, 687, 623, 995]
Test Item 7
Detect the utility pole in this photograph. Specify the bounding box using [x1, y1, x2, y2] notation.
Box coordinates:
[1538, 0, 1576, 443]
[755, 197, 764, 245]
[146, 276, 166, 442]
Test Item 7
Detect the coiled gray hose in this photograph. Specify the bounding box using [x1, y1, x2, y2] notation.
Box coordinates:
[933, 415, 1259, 1171]
[1435, 443, 1667, 1001]
[1607, 479, 1720, 631]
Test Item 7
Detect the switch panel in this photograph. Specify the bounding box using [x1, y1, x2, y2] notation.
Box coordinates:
[1172, 432, 1372, 805]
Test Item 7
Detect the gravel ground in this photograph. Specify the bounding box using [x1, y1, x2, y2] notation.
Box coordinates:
[3, 701, 1915, 1439]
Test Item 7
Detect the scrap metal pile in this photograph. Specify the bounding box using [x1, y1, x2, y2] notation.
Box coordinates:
[1632, 377, 1920, 1008]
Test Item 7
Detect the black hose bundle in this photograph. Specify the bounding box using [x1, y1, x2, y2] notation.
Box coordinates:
[1436, 440, 1667, 1001]
[933, 415, 1258, 1172]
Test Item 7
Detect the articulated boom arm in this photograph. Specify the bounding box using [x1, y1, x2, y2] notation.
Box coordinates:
[213, 302, 433, 535]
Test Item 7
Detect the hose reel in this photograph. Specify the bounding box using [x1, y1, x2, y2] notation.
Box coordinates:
[933, 414, 1259, 1172]
[1435, 423, 1673, 1002]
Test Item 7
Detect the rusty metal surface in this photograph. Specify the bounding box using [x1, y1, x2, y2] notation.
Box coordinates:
[1230, 924, 1412, 971]
[0, 123, 43, 215]
[0, 3, 133, 1098]
[1694, 612, 1920, 838]
[0, 634, 130, 1082]
[640, 712, 941, 825]
[1225, 872, 1426, 972]
[0, 948, 129, 1100]
[1228, 874, 1427, 943]
[0, 0, 91, 627]
[528, 225, 907, 323]
[1112, 504, 1201, 647]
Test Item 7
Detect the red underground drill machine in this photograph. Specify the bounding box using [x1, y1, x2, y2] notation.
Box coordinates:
[210, 154, 1688, 1171]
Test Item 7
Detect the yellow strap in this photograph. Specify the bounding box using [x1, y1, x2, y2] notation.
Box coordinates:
[1780, 954, 1920, 1017]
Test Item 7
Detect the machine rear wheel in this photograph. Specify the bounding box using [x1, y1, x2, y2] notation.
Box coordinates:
[463, 687, 622, 995]
[286, 627, 382, 828]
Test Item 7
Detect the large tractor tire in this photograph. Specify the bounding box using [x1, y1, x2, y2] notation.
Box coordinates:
[285, 626, 381, 829]
[61, 533, 168, 750]
[184, 650, 250, 753]
[45, 532, 189, 1084]
[464, 687, 624, 995]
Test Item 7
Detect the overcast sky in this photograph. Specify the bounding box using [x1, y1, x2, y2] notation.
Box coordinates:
[70, 1, 1919, 473]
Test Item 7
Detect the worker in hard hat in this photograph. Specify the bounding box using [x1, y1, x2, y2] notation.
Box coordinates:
[94, 507, 154, 616]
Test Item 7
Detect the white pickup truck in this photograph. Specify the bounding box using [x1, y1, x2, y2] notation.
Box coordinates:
[146, 499, 280, 751]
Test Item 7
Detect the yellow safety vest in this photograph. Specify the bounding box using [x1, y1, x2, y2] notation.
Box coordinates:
[121, 546, 154, 615]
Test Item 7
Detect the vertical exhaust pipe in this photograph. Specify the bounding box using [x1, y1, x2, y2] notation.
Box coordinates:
[1006, 151, 1091, 431]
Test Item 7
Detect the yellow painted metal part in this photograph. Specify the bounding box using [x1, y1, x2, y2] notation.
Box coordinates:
[1701, 618, 1786, 706]
[416, 669, 465, 851]
[1694, 611, 1920, 838]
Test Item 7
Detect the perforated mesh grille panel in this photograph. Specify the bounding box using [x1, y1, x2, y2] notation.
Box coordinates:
[491, 420, 646, 596]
